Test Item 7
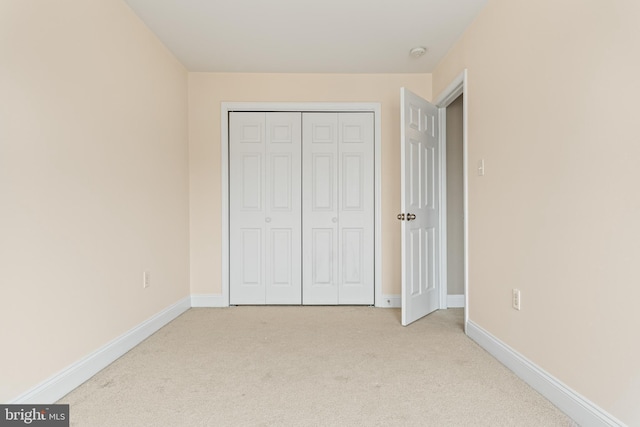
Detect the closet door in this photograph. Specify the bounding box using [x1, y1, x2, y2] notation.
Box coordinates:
[337, 113, 374, 304]
[230, 112, 301, 304]
[265, 113, 302, 304]
[302, 114, 340, 304]
[302, 113, 374, 305]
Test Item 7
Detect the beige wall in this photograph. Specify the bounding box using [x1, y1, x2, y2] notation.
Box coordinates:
[188, 73, 431, 296]
[446, 96, 464, 296]
[0, 1, 190, 402]
[433, 0, 640, 424]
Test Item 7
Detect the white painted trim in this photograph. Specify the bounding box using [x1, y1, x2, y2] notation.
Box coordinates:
[435, 69, 469, 333]
[222, 102, 381, 113]
[447, 294, 465, 308]
[221, 107, 230, 308]
[374, 108, 382, 308]
[461, 70, 469, 333]
[191, 294, 228, 307]
[9, 297, 191, 404]
[467, 321, 625, 427]
[221, 102, 382, 307]
[438, 107, 448, 310]
[379, 294, 401, 308]
[435, 72, 465, 107]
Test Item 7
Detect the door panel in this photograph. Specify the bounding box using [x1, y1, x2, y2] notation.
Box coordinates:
[342, 154, 363, 210]
[311, 154, 335, 211]
[425, 146, 435, 208]
[230, 113, 266, 304]
[303, 114, 339, 304]
[270, 228, 292, 285]
[401, 88, 440, 325]
[230, 112, 302, 305]
[408, 228, 420, 295]
[426, 227, 435, 291]
[337, 113, 374, 304]
[270, 123, 294, 143]
[342, 228, 363, 284]
[312, 123, 335, 143]
[409, 140, 420, 207]
[242, 154, 263, 210]
[311, 228, 335, 286]
[241, 229, 262, 285]
[240, 123, 262, 142]
[265, 113, 302, 304]
[270, 154, 292, 210]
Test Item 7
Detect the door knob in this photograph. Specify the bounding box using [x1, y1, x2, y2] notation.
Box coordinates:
[397, 213, 405, 221]
[406, 213, 416, 221]
[332, 217, 338, 223]
[265, 217, 271, 223]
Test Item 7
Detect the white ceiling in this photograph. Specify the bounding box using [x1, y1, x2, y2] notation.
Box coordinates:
[123, 0, 488, 73]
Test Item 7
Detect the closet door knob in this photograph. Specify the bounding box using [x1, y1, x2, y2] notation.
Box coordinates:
[407, 213, 416, 221]
[265, 217, 271, 223]
[332, 217, 338, 223]
[397, 213, 405, 221]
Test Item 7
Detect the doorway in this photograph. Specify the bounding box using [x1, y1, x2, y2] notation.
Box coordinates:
[435, 70, 469, 330]
[220, 102, 383, 307]
[445, 95, 465, 309]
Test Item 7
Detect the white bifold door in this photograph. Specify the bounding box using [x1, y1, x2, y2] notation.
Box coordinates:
[229, 111, 373, 305]
[229, 112, 302, 304]
[302, 113, 374, 305]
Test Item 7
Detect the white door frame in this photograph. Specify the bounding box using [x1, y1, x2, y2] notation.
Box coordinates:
[435, 70, 469, 331]
[221, 102, 382, 307]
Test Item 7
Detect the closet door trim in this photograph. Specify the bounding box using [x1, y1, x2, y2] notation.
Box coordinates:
[221, 103, 382, 307]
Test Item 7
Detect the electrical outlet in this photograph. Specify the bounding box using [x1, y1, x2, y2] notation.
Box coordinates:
[512, 289, 521, 310]
[143, 271, 150, 289]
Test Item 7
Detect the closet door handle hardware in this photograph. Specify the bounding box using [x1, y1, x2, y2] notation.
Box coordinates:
[397, 213, 405, 221]
[265, 217, 272, 223]
[332, 217, 338, 223]
[406, 213, 416, 221]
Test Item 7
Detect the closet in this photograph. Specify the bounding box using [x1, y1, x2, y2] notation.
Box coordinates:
[229, 111, 374, 305]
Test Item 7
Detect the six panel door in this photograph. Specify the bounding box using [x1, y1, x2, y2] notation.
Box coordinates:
[400, 88, 440, 325]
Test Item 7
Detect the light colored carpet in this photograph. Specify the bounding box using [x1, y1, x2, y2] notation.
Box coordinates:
[58, 307, 576, 426]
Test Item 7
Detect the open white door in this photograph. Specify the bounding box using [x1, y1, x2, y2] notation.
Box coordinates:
[400, 88, 440, 326]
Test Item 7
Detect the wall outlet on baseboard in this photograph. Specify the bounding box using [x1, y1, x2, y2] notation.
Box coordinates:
[143, 271, 150, 289]
[512, 289, 521, 310]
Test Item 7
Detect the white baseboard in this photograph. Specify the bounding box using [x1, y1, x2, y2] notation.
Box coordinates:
[10, 296, 191, 404]
[447, 294, 465, 308]
[466, 321, 624, 427]
[191, 294, 228, 307]
[376, 294, 400, 308]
